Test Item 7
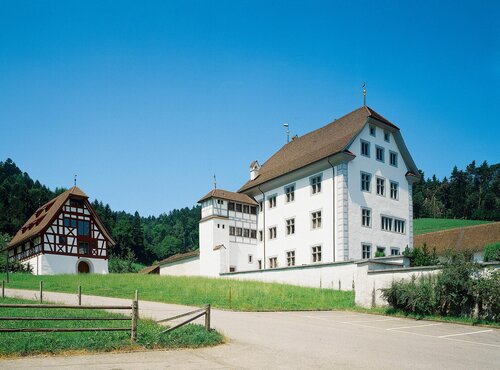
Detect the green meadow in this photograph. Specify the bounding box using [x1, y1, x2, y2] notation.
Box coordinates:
[413, 218, 493, 235]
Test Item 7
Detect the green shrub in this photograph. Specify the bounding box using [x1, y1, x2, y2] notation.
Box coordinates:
[109, 252, 141, 273]
[403, 243, 439, 267]
[374, 250, 385, 258]
[381, 275, 436, 316]
[474, 269, 500, 321]
[483, 242, 500, 262]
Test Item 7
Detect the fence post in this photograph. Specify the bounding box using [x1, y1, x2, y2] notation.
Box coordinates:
[39, 281, 43, 303]
[78, 285, 82, 306]
[2, 280, 4, 298]
[205, 304, 211, 331]
[131, 290, 138, 342]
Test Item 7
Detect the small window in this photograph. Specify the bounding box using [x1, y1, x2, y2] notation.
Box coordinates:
[250, 206, 257, 215]
[362, 244, 371, 259]
[248, 255, 253, 263]
[376, 146, 385, 162]
[390, 151, 398, 167]
[229, 266, 236, 272]
[259, 201, 263, 212]
[269, 227, 277, 239]
[394, 219, 406, 234]
[77, 220, 90, 236]
[268, 195, 277, 208]
[259, 230, 263, 241]
[286, 251, 296, 266]
[381, 216, 393, 231]
[217, 224, 220, 228]
[312, 245, 322, 263]
[64, 218, 76, 228]
[311, 211, 322, 229]
[311, 175, 322, 194]
[250, 229, 257, 239]
[285, 185, 295, 203]
[243, 228, 250, 238]
[258, 260, 262, 269]
[361, 172, 371, 192]
[384, 131, 390, 142]
[361, 208, 371, 227]
[269, 257, 278, 269]
[390, 181, 399, 200]
[361, 140, 370, 157]
[376, 177, 386, 196]
[391, 248, 400, 256]
[70, 199, 84, 207]
[376, 246, 386, 257]
[236, 203, 243, 212]
[236, 227, 243, 236]
[243, 205, 250, 214]
[369, 126, 376, 136]
[228, 202, 235, 211]
[229, 226, 235, 236]
[286, 218, 295, 235]
[59, 236, 67, 245]
[78, 241, 90, 255]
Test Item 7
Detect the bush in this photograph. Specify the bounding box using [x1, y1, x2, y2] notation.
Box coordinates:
[374, 250, 385, 258]
[403, 243, 439, 267]
[381, 275, 436, 315]
[474, 269, 500, 321]
[484, 242, 500, 262]
[109, 251, 141, 273]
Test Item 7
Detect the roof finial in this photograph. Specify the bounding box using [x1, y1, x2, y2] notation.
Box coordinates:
[283, 123, 290, 143]
[362, 82, 366, 106]
[213, 174, 217, 189]
[74, 174, 77, 187]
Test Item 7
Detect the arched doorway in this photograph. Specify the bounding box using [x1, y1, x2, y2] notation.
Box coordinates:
[78, 261, 90, 273]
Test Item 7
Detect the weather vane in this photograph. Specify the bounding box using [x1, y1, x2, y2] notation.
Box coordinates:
[213, 174, 217, 189]
[362, 82, 366, 106]
[74, 174, 77, 186]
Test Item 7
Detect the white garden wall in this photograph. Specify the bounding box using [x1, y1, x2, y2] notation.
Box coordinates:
[159, 256, 200, 276]
[23, 254, 108, 275]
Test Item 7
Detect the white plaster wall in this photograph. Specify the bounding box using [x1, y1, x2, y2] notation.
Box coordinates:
[159, 257, 200, 276]
[347, 124, 411, 260]
[251, 163, 336, 269]
[199, 219, 227, 276]
[24, 254, 108, 275]
[221, 261, 357, 290]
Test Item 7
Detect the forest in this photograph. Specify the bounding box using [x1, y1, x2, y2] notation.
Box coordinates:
[0, 158, 499, 270]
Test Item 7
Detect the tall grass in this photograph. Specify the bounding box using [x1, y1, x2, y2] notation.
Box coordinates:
[5, 273, 354, 311]
[414, 218, 492, 235]
[0, 296, 223, 357]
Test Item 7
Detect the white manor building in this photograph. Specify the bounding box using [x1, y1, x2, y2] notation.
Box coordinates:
[158, 105, 420, 279]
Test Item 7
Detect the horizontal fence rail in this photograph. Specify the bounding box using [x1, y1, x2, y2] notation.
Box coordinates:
[0, 289, 139, 341]
[157, 304, 211, 334]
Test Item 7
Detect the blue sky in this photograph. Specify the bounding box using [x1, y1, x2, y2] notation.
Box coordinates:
[0, 1, 498, 216]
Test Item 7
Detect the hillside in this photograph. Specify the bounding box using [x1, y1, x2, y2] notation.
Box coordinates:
[414, 218, 493, 235]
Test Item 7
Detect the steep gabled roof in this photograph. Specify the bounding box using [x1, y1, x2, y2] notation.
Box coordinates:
[239, 106, 410, 192]
[157, 249, 200, 266]
[198, 189, 257, 205]
[6, 186, 115, 249]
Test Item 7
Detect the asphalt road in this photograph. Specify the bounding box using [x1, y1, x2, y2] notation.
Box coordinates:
[2, 289, 499, 369]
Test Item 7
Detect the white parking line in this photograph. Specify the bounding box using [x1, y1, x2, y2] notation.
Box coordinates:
[438, 329, 493, 338]
[345, 318, 400, 324]
[387, 323, 442, 331]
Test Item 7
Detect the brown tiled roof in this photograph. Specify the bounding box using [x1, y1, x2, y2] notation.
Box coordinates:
[5, 186, 115, 250]
[198, 189, 257, 205]
[239, 106, 399, 192]
[139, 264, 160, 274]
[157, 250, 200, 266]
[414, 222, 500, 254]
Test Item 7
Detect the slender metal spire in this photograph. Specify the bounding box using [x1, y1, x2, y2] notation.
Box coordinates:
[213, 174, 217, 189]
[362, 82, 366, 106]
[74, 174, 77, 186]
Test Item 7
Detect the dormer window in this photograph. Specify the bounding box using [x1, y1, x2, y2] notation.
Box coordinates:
[369, 125, 376, 136]
[285, 185, 295, 203]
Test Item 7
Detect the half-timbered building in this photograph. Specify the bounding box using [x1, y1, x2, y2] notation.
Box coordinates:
[4, 186, 115, 275]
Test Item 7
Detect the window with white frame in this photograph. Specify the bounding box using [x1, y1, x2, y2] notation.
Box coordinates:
[269, 257, 278, 268]
[384, 131, 390, 142]
[250, 229, 257, 239]
[269, 226, 277, 239]
[268, 195, 277, 208]
[311, 175, 322, 194]
[236, 203, 242, 212]
[236, 227, 243, 236]
[243, 205, 250, 214]
[361, 172, 371, 192]
[370, 125, 376, 136]
[391, 248, 400, 256]
[229, 226, 235, 236]
[248, 255, 253, 263]
[381, 216, 393, 231]
[361, 140, 370, 157]
[228, 202, 235, 211]
[285, 185, 295, 202]
[376, 177, 386, 196]
[376, 145, 385, 162]
[286, 251, 296, 266]
[312, 245, 322, 262]
[311, 211, 322, 229]
[390, 181, 399, 200]
[243, 228, 250, 238]
[250, 206, 257, 215]
[286, 218, 295, 235]
[362, 244, 371, 259]
[390, 151, 398, 167]
[361, 208, 371, 227]
[394, 219, 406, 234]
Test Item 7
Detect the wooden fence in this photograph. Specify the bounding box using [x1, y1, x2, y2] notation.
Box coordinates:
[157, 304, 211, 334]
[0, 289, 139, 341]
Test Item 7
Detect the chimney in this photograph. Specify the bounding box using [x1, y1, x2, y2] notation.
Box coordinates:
[250, 160, 261, 180]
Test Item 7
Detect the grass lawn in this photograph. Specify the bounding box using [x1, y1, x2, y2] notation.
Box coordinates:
[0, 296, 223, 358]
[4, 273, 355, 311]
[413, 218, 493, 235]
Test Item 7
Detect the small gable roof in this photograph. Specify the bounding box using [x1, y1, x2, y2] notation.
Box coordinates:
[198, 189, 257, 205]
[238, 106, 417, 192]
[6, 186, 115, 250]
[157, 249, 200, 266]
